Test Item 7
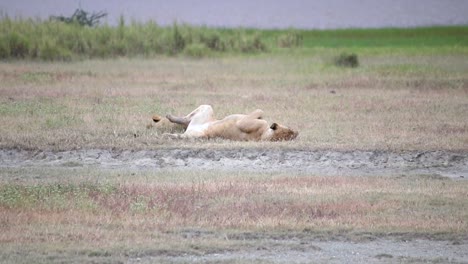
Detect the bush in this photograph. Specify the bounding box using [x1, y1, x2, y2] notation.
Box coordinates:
[2, 32, 30, 58]
[334, 53, 359, 68]
[277, 31, 303, 48]
[0, 38, 10, 58]
[238, 34, 267, 53]
[183, 43, 211, 58]
[172, 23, 185, 54]
[39, 40, 72, 61]
[200, 31, 225, 51]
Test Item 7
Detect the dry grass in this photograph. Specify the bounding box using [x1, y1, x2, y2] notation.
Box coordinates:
[1, 31, 467, 263]
[0, 54, 467, 151]
[1, 169, 467, 262]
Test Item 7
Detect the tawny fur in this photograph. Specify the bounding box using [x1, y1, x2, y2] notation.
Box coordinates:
[152, 105, 298, 141]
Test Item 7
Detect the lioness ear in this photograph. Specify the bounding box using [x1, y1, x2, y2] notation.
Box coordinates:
[270, 123, 278, 130]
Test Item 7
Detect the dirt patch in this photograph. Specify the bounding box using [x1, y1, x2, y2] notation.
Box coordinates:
[1, 148, 467, 179]
[127, 234, 468, 264]
[201, 239, 467, 264]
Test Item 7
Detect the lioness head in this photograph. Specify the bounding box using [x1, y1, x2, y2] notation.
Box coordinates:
[269, 123, 298, 141]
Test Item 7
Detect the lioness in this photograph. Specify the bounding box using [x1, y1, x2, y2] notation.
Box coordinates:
[152, 105, 298, 141]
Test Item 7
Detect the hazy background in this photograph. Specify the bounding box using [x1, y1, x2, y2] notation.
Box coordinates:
[1, 0, 468, 29]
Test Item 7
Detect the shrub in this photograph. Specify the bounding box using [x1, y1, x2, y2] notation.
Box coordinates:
[3, 32, 30, 58]
[200, 31, 225, 51]
[238, 34, 267, 53]
[39, 40, 72, 61]
[334, 53, 359, 68]
[0, 38, 10, 58]
[71, 34, 91, 55]
[183, 43, 211, 58]
[172, 23, 185, 54]
[277, 30, 303, 48]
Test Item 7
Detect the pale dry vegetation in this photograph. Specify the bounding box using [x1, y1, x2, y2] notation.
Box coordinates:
[0, 53, 467, 150]
[1, 169, 467, 262]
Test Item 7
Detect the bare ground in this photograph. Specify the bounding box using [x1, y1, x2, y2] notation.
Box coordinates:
[1, 148, 467, 179]
[128, 233, 468, 264]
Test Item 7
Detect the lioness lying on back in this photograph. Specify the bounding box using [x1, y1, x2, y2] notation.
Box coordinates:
[152, 105, 298, 141]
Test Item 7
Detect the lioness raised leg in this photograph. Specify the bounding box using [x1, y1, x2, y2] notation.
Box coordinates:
[166, 114, 190, 127]
[166, 105, 215, 127]
[236, 109, 267, 133]
[163, 105, 215, 139]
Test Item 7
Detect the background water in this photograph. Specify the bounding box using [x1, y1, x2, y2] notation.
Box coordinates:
[1, 0, 468, 29]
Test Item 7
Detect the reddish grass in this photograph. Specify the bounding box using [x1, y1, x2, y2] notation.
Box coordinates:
[1, 175, 466, 238]
[0, 174, 466, 264]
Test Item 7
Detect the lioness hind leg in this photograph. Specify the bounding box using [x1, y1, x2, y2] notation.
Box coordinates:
[166, 114, 190, 127]
[236, 109, 267, 133]
[237, 118, 267, 134]
[185, 105, 215, 126]
[249, 109, 264, 119]
[166, 105, 214, 127]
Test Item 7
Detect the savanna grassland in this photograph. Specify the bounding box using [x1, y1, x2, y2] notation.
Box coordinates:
[1, 17, 468, 263]
[1, 52, 468, 151]
[0, 22, 467, 150]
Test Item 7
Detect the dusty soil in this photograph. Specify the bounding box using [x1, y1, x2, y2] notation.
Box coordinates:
[1, 148, 467, 179]
[128, 234, 468, 264]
